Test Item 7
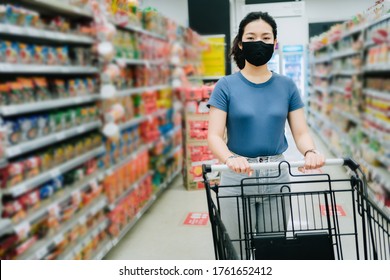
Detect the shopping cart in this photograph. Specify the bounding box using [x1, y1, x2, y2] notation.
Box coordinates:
[202, 158, 390, 260]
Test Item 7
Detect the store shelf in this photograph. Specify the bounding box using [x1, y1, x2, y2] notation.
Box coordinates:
[0, 24, 94, 44]
[331, 48, 361, 59]
[61, 218, 109, 260]
[332, 69, 362, 76]
[110, 19, 167, 41]
[17, 195, 107, 260]
[330, 85, 347, 93]
[0, 219, 12, 237]
[118, 108, 168, 131]
[115, 84, 170, 98]
[0, 158, 8, 168]
[364, 113, 390, 132]
[105, 145, 148, 177]
[363, 89, 390, 101]
[340, 25, 365, 39]
[109, 169, 181, 249]
[312, 55, 331, 64]
[92, 238, 114, 260]
[360, 158, 390, 192]
[0, 95, 100, 116]
[312, 72, 331, 79]
[365, 13, 390, 30]
[3, 146, 105, 197]
[333, 108, 361, 125]
[9, 171, 105, 234]
[364, 40, 376, 49]
[360, 126, 390, 150]
[363, 64, 390, 72]
[107, 171, 152, 211]
[115, 58, 167, 66]
[17, 0, 93, 18]
[313, 85, 329, 94]
[202, 76, 224, 81]
[0, 64, 98, 74]
[6, 121, 102, 158]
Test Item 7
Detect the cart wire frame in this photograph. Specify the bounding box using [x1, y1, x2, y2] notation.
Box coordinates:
[202, 158, 390, 260]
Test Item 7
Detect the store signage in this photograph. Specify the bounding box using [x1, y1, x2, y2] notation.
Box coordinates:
[320, 205, 347, 216]
[282, 45, 304, 53]
[183, 212, 209, 226]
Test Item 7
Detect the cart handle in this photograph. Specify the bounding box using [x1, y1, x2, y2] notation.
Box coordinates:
[203, 158, 359, 173]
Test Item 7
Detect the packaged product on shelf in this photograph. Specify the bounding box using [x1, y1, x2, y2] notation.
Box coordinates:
[23, 156, 41, 179]
[34, 78, 51, 101]
[19, 44, 35, 64]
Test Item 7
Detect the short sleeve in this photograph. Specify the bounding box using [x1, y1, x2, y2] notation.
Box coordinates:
[207, 77, 229, 112]
[288, 81, 304, 112]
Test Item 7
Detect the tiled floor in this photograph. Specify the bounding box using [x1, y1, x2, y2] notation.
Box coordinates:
[105, 128, 353, 260]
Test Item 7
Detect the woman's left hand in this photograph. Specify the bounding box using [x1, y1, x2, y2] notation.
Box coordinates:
[299, 151, 325, 173]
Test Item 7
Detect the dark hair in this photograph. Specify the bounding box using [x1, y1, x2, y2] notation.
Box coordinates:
[230, 12, 277, 69]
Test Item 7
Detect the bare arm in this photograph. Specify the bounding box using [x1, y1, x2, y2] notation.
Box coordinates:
[208, 106, 251, 174]
[288, 108, 325, 169]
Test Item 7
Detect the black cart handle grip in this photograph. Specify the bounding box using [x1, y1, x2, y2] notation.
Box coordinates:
[203, 158, 359, 173]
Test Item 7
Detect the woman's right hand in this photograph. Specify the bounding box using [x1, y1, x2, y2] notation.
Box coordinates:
[226, 156, 253, 176]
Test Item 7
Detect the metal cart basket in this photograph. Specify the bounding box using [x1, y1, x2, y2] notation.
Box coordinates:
[202, 158, 390, 260]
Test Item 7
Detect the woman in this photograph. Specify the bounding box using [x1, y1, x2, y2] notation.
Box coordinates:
[207, 11, 325, 258]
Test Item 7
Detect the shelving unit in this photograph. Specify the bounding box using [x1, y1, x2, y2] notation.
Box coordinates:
[308, 10, 390, 214]
[0, 0, 194, 260]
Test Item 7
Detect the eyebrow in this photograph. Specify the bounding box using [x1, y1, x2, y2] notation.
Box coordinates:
[244, 32, 272, 36]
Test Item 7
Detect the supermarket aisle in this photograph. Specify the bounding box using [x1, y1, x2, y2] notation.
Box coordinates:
[105, 128, 352, 260]
[104, 174, 215, 260]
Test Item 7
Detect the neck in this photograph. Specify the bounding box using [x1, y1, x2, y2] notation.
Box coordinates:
[240, 62, 272, 84]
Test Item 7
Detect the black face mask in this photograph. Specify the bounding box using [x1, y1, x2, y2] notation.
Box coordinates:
[241, 41, 274, 67]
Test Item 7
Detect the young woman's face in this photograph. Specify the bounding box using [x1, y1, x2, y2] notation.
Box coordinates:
[242, 19, 275, 44]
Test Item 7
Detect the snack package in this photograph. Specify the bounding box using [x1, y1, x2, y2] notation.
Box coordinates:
[23, 156, 41, 179]
[34, 77, 51, 101]
[19, 44, 34, 64]
[0, 82, 10, 105]
[5, 41, 18, 63]
[18, 78, 35, 103]
[6, 162, 24, 188]
[5, 120, 22, 145]
[53, 79, 67, 99]
[46, 47, 57, 65]
[57, 47, 69, 65]
[34, 46, 46, 64]
[19, 117, 38, 142]
[37, 115, 50, 137]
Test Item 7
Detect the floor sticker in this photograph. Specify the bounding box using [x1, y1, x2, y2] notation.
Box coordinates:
[183, 212, 209, 225]
[320, 205, 346, 216]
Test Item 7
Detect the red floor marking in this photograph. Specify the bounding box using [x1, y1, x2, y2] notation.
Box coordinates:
[183, 212, 209, 225]
[320, 205, 346, 216]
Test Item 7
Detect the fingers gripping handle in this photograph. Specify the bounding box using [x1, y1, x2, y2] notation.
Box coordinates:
[203, 158, 347, 173]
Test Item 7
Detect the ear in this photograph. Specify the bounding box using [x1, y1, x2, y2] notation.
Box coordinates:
[238, 41, 243, 50]
[274, 39, 278, 50]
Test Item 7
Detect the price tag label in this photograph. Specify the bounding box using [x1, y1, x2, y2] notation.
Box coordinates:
[56, 132, 66, 141]
[35, 247, 48, 260]
[2, 106, 16, 115]
[7, 146, 22, 157]
[77, 126, 86, 134]
[50, 168, 61, 178]
[48, 204, 61, 218]
[112, 238, 119, 246]
[54, 234, 64, 245]
[15, 222, 30, 239]
[13, 184, 27, 197]
[79, 215, 87, 225]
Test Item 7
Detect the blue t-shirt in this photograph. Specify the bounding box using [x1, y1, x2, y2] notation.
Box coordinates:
[207, 71, 304, 157]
